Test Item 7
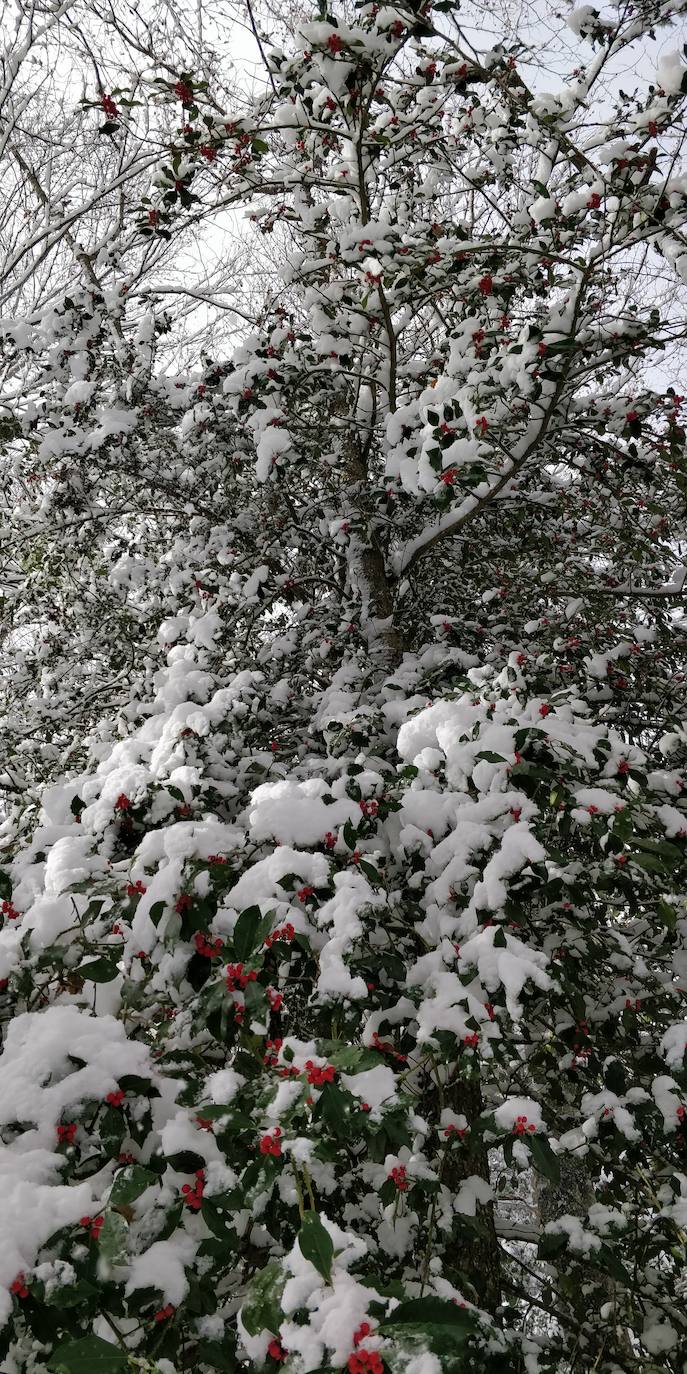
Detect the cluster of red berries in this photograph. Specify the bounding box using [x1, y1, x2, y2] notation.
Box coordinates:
[463, 1032, 479, 1049]
[305, 1061, 336, 1086]
[513, 1115, 537, 1135]
[388, 1165, 408, 1191]
[226, 962, 257, 992]
[264, 923, 295, 948]
[115, 793, 131, 811]
[371, 1032, 407, 1063]
[259, 1128, 282, 1157]
[268, 988, 284, 1012]
[1, 899, 20, 920]
[264, 1037, 283, 1066]
[348, 1351, 383, 1374]
[81, 1214, 105, 1241]
[194, 931, 223, 958]
[444, 1124, 468, 1140]
[175, 894, 192, 913]
[10, 1273, 28, 1298]
[268, 1339, 287, 1361]
[181, 1170, 205, 1210]
[57, 1122, 77, 1145]
[101, 94, 119, 119]
[353, 1321, 375, 1347]
[297, 885, 315, 902]
[106, 1089, 125, 1108]
[126, 880, 146, 897]
[154, 1303, 175, 1322]
[359, 799, 379, 818]
[174, 80, 194, 104]
[208, 854, 228, 864]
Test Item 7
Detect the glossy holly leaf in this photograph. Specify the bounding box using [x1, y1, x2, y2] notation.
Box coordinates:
[526, 1133, 560, 1184]
[109, 1165, 155, 1207]
[298, 1212, 334, 1283]
[48, 1335, 128, 1373]
[77, 958, 119, 983]
[97, 1211, 128, 1263]
[241, 1260, 285, 1337]
[233, 905, 274, 960]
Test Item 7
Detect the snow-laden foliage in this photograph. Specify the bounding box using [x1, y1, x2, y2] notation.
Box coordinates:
[1, 1, 687, 1371]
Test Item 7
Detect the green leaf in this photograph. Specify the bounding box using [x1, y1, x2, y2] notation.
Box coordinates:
[241, 1259, 285, 1337]
[383, 1297, 475, 1329]
[233, 905, 274, 960]
[629, 852, 666, 875]
[359, 860, 380, 885]
[298, 1212, 334, 1283]
[476, 751, 507, 763]
[603, 1058, 627, 1094]
[382, 1298, 475, 1374]
[527, 1133, 560, 1184]
[149, 900, 166, 927]
[118, 1073, 155, 1094]
[326, 1045, 380, 1071]
[342, 818, 358, 850]
[657, 899, 677, 929]
[165, 1149, 206, 1172]
[196, 1339, 238, 1371]
[48, 1335, 128, 1373]
[98, 1211, 128, 1263]
[109, 1164, 155, 1207]
[538, 1229, 568, 1261]
[317, 1081, 348, 1135]
[44, 1278, 98, 1308]
[597, 1243, 633, 1287]
[77, 957, 119, 983]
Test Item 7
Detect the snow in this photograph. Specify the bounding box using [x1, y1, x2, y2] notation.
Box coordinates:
[543, 1215, 601, 1254]
[529, 197, 557, 223]
[657, 50, 687, 94]
[454, 1175, 494, 1215]
[457, 928, 551, 1021]
[0, 1007, 169, 1327]
[641, 1318, 678, 1354]
[567, 6, 601, 36]
[126, 1233, 198, 1306]
[316, 872, 383, 1003]
[249, 778, 359, 846]
[341, 1066, 397, 1112]
[405, 1355, 442, 1374]
[658, 1024, 687, 1068]
[207, 1068, 245, 1104]
[494, 1098, 545, 1132]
